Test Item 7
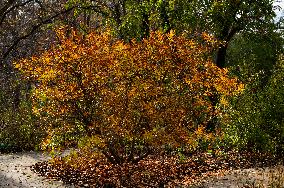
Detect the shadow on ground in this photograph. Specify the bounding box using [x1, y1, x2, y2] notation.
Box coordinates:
[0, 171, 29, 188]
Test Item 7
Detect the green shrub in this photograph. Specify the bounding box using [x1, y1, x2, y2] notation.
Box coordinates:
[224, 59, 284, 155]
[0, 95, 46, 152]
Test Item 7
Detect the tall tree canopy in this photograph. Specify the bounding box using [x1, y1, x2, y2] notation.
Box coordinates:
[64, 0, 277, 68]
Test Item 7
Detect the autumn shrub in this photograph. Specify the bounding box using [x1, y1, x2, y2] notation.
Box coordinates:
[224, 59, 284, 155]
[15, 28, 243, 163]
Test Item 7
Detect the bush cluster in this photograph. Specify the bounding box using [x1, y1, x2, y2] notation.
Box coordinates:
[15, 28, 243, 162]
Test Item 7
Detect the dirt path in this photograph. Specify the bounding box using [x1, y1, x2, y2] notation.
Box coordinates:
[0, 151, 283, 188]
[192, 165, 284, 187]
[0, 151, 73, 188]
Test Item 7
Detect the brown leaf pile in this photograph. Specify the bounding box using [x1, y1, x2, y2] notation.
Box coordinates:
[31, 151, 283, 187]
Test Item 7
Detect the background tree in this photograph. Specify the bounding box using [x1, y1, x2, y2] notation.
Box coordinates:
[227, 29, 283, 85]
[65, 0, 278, 68]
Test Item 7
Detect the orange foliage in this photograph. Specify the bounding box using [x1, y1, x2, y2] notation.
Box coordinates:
[15, 27, 243, 162]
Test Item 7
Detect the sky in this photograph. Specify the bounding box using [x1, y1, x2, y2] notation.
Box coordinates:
[274, 0, 284, 20]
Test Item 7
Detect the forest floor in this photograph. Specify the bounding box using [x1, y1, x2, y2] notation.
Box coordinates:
[0, 150, 283, 188]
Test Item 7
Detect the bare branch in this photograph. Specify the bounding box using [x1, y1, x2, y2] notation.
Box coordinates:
[1, 6, 76, 61]
[0, 0, 33, 26]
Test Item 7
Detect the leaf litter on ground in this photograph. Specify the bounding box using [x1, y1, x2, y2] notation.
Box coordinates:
[31, 150, 284, 187]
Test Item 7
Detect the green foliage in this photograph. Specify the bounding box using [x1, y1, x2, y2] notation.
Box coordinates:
[222, 15, 284, 155]
[66, 0, 276, 39]
[0, 97, 46, 152]
[224, 59, 284, 155]
[227, 31, 283, 83]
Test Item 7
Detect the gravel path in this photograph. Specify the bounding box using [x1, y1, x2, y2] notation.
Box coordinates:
[0, 151, 73, 188]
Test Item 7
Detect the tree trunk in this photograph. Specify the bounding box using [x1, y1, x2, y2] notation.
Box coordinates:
[215, 43, 228, 68]
[141, 11, 150, 39]
[215, 26, 239, 68]
[160, 0, 171, 33]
